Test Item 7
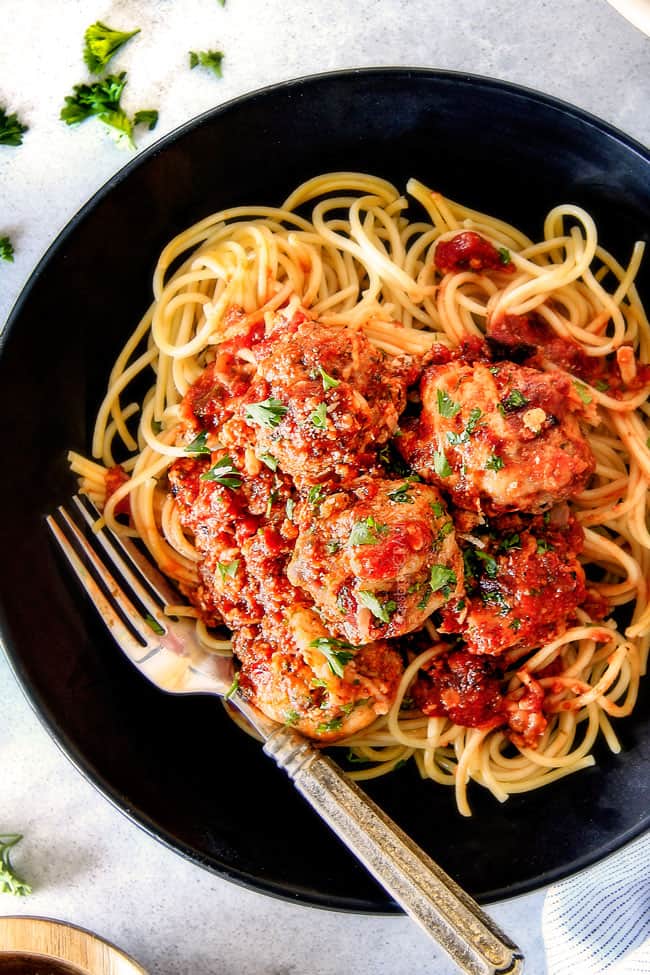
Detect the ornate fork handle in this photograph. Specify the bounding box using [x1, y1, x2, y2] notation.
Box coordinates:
[264, 726, 524, 975]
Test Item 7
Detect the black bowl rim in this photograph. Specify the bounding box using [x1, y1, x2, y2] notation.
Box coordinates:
[1, 66, 649, 912]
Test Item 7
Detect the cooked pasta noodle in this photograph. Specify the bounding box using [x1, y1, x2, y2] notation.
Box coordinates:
[70, 172, 649, 816]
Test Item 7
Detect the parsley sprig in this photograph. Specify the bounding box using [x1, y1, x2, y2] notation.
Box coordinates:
[357, 590, 397, 623]
[0, 834, 31, 896]
[245, 397, 288, 428]
[200, 455, 243, 488]
[83, 21, 141, 74]
[189, 50, 225, 78]
[0, 106, 28, 146]
[0, 236, 14, 263]
[309, 636, 357, 677]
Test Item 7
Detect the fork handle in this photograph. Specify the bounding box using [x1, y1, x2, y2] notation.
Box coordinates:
[263, 728, 524, 975]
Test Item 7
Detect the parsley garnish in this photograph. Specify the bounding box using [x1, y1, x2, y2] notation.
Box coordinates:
[430, 500, 444, 518]
[144, 613, 165, 635]
[349, 516, 389, 546]
[388, 479, 417, 504]
[224, 673, 239, 700]
[200, 455, 242, 488]
[0, 834, 31, 896]
[433, 449, 452, 478]
[217, 559, 240, 581]
[285, 498, 295, 521]
[0, 107, 28, 147]
[498, 246, 511, 265]
[357, 590, 397, 623]
[308, 484, 325, 505]
[310, 402, 328, 428]
[317, 364, 340, 391]
[499, 533, 520, 551]
[309, 636, 357, 677]
[326, 540, 341, 554]
[266, 489, 279, 517]
[184, 431, 210, 456]
[474, 549, 498, 577]
[258, 452, 278, 471]
[437, 389, 461, 418]
[83, 21, 140, 74]
[133, 109, 159, 131]
[284, 709, 300, 726]
[573, 380, 593, 404]
[510, 618, 522, 631]
[189, 50, 224, 78]
[485, 453, 505, 472]
[245, 397, 288, 428]
[429, 565, 457, 597]
[60, 73, 140, 147]
[0, 236, 14, 262]
[594, 379, 609, 392]
[502, 389, 528, 410]
[316, 717, 344, 734]
[535, 538, 554, 554]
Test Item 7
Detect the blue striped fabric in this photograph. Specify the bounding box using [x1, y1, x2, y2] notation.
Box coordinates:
[543, 832, 650, 973]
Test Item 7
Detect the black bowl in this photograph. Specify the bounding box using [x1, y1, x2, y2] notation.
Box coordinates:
[1, 68, 648, 912]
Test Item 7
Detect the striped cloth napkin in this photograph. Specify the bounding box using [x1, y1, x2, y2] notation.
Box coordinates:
[543, 831, 650, 973]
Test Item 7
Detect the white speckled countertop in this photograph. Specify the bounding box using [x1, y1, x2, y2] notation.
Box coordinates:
[0, 2, 648, 973]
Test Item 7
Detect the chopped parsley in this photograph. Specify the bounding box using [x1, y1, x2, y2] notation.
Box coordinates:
[326, 540, 341, 554]
[572, 380, 593, 405]
[217, 559, 240, 581]
[317, 364, 340, 391]
[133, 109, 159, 131]
[0, 106, 28, 146]
[144, 613, 165, 635]
[388, 481, 416, 504]
[481, 587, 510, 614]
[485, 453, 505, 472]
[265, 489, 279, 517]
[200, 455, 243, 488]
[0, 236, 14, 263]
[510, 618, 522, 631]
[501, 389, 528, 411]
[447, 406, 483, 445]
[189, 49, 225, 78]
[245, 397, 288, 428]
[0, 834, 31, 896]
[498, 246, 511, 265]
[349, 516, 389, 546]
[224, 673, 240, 700]
[499, 533, 521, 551]
[430, 500, 444, 518]
[285, 498, 295, 521]
[258, 452, 278, 471]
[474, 549, 498, 578]
[307, 484, 325, 505]
[535, 538, 554, 554]
[316, 716, 344, 734]
[284, 709, 300, 726]
[184, 431, 210, 456]
[309, 402, 328, 428]
[429, 565, 457, 598]
[594, 379, 609, 392]
[309, 636, 357, 677]
[433, 449, 452, 478]
[356, 590, 397, 624]
[60, 72, 143, 148]
[437, 388, 461, 418]
[83, 21, 140, 74]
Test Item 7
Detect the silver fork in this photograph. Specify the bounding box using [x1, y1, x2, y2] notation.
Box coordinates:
[46, 494, 524, 975]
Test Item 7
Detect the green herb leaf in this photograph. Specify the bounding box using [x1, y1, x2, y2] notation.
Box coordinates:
[258, 452, 278, 471]
[317, 364, 340, 391]
[309, 636, 357, 677]
[285, 497, 295, 521]
[0, 236, 14, 263]
[430, 500, 444, 518]
[316, 716, 344, 734]
[349, 516, 389, 546]
[0, 835, 31, 897]
[189, 49, 224, 78]
[499, 533, 520, 551]
[200, 455, 243, 488]
[307, 484, 325, 505]
[429, 564, 457, 596]
[572, 380, 593, 405]
[144, 613, 165, 635]
[509, 618, 521, 631]
[245, 397, 288, 428]
[502, 389, 528, 410]
[388, 480, 416, 504]
[474, 549, 498, 577]
[184, 431, 210, 456]
[498, 246, 511, 265]
[0, 107, 28, 146]
[83, 21, 140, 74]
[133, 109, 159, 131]
[326, 540, 341, 554]
[284, 709, 300, 726]
[309, 402, 328, 428]
[594, 379, 609, 392]
[60, 73, 136, 146]
[535, 537, 554, 554]
[356, 590, 397, 624]
[485, 453, 505, 472]
[437, 388, 461, 418]
[433, 449, 452, 478]
[217, 559, 240, 581]
[224, 673, 239, 700]
[265, 488, 279, 517]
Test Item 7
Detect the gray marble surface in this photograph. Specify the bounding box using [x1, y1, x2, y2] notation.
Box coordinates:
[0, 2, 648, 973]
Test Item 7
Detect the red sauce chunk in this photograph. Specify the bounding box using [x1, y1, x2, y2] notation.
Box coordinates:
[412, 649, 504, 728]
[105, 464, 130, 516]
[435, 231, 515, 275]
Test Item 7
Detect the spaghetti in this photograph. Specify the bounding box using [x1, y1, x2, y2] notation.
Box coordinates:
[70, 172, 650, 816]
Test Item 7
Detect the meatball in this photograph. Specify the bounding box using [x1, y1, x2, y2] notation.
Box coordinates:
[398, 355, 595, 515]
[168, 449, 301, 627]
[439, 512, 587, 656]
[287, 475, 464, 644]
[232, 606, 403, 742]
[221, 309, 419, 488]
